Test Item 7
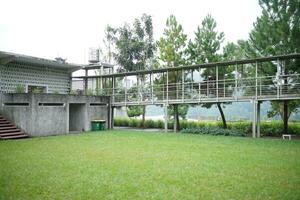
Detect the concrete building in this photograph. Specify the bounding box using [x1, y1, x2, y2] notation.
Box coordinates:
[0, 51, 111, 138]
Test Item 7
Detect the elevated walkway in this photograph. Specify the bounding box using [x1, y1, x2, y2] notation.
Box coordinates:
[72, 53, 300, 138]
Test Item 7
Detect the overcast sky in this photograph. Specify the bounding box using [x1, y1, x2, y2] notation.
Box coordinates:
[0, 0, 261, 64]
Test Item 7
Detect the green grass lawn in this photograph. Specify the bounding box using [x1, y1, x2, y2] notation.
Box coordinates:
[0, 131, 300, 200]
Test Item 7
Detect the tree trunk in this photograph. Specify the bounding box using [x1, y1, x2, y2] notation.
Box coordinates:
[283, 100, 288, 135]
[217, 103, 227, 129]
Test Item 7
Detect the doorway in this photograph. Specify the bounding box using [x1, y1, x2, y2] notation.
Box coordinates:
[69, 103, 86, 132]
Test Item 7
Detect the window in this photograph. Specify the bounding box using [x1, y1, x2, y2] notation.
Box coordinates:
[27, 85, 47, 93]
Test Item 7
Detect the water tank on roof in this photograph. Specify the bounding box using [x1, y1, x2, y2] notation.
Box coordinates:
[88, 48, 99, 64]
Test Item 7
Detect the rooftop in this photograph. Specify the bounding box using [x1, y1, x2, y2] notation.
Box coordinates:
[0, 51, 82, 72]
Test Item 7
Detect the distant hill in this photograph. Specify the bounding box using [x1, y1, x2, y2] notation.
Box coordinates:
[144, 102, 300, 121]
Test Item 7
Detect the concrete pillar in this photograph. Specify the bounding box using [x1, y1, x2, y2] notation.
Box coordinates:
[107, 103, 114, 130]
[257, 101, 261, 138]
[84, 69, 88, 95]
[252, 100, 257, 138]
[110, 106, 114, 129]
[66, 103, 70, 133]
[174, 105, 177, 133]
[252, 100, 261, 138]
[164, 104, 168, 133]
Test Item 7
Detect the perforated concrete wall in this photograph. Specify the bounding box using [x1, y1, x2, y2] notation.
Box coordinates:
[0, 62, 71, 94]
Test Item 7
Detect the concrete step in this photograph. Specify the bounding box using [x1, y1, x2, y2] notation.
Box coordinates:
[0, 123, 14, 127]
[0, 131, 25, 137]
[0, 128, 20, 134]
[0, 126, 17, 131]
[0, 115, 29, 140]
[1, 134, 29, 140]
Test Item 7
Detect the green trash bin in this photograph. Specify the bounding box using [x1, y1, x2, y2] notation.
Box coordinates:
[91, 120, 106, 131]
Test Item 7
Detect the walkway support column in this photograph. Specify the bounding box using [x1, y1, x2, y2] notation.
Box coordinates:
[174, 105, 177, 132]
[84, 69, 88, 95]
[252, 100, 257, 138]
[108, 98, 114, 130]
[252, 100, 261, 138]
[257, 101, 261, 138]
[164, 103, 168, 133]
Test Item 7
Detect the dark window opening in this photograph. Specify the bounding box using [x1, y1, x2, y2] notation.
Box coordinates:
[38, 103, 64, 106]
[4, 102, 30, 106]
[90, 103, 107, 106]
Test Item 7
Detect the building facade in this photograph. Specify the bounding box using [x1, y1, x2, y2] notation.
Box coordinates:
[0, 51, 111, 137]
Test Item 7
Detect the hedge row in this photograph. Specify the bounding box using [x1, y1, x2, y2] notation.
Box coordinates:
[114, 118, 300, 136]
[181, 127, 245, 137]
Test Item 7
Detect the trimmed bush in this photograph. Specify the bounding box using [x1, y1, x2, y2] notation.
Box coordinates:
[113, 118, 300, 136]
[144, 119, 155, 128]
[157, 120, 164, 129]
[181, 127, 245, 137]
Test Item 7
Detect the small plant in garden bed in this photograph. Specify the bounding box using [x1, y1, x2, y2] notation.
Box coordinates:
[181, 127, 246, 137]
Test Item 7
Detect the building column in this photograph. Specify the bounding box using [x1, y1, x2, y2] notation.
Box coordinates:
[164, 103, 168, 133]
[174, 105, 177, 132]
[84, 69, 88, 95]
[252, 100, 261, 138]
[110, 106, 114, 129]
[107, 96, 114, 130]
[257, 101, 261, 138]
[252, 100, 257, 138]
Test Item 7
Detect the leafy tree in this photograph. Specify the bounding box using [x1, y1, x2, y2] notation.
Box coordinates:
[157, 15, 187, 67]
[101, 25, 117, 63]
[187, 14, 228, 128]
[245, 0, 300, 134]
[222, 41, 247, 61]
[127, 106, 143, 118]
[112, 14, 156, 127]
[157, 15, 188, 130]
[268, 100, 300, 120]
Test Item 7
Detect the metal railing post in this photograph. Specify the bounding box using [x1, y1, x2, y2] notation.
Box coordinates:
[216, 66, 219, 101]
[124, 75, 127, 106]
[182, 70, 184, 102]
[198, 67, 201, 101]
[166, 71, 169, 102]
[255, 62, 258, 100]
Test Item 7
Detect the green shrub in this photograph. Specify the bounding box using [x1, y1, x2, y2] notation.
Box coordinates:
[144, 119, 155, 128]
[181, 127, 245, 137]
[70, 90, 78, 95]
[157, 120, 164, 129]
[114, 118, 121, 126]
[86, 89, 94, 96]
[128, 118, 141, 128]
[113, 118, 300, 136]
[230, 122, 252, 133]
[15, 84, 25, 93]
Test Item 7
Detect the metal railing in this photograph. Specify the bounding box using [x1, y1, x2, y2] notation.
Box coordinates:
[71, 54, 300, 106]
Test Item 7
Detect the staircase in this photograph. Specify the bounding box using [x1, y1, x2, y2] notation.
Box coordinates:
[0, 115, 29, 140]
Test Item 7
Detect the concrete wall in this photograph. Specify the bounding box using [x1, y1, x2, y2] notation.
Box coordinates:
[0, 93, 110, 137]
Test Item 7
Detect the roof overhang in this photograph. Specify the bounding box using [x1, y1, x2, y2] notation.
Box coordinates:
[0, 51, 83, 72]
